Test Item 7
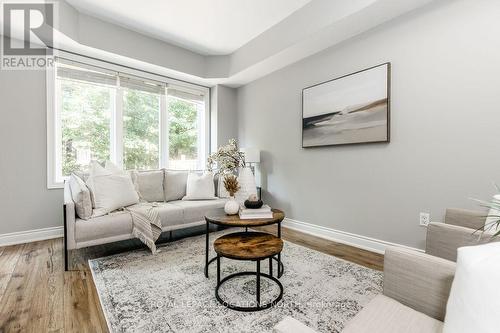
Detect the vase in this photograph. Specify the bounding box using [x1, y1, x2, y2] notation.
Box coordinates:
[235, 166, 257, 205]
[224, 196, 240, 215]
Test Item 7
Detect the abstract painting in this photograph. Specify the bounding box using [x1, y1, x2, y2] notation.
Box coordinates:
[302, 63, 390, 147]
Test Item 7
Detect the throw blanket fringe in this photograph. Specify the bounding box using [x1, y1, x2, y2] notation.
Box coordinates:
[124, 204, 162, 254]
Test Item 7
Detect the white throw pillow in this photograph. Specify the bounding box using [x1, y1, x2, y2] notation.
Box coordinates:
[86, 161, 139, 216]
[443, 242, 500, 333]
[68, 174, 93, 220]
[164, 171, 189, 201]
[182, 172, 216, 200]
[130, 170, 164, 202]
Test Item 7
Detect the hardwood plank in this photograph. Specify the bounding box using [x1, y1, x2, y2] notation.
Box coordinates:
[27, 239, 64, 332]
[64, 270, 108, 333]
[0, 243, 25, 302]
[45, 239, 64, 332]
[0, 240, 64, 332]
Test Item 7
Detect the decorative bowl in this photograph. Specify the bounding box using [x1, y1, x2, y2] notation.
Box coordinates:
[244, 199, 263, 209]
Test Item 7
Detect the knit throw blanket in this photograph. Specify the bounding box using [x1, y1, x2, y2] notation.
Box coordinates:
[124, 203, 162, 254]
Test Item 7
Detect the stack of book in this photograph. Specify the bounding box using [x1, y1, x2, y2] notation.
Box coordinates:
[239, 205, 273, 219]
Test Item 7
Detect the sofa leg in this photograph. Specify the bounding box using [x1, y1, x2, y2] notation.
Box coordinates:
[63, 204, 68, 271]
[64, 246, 68, 271]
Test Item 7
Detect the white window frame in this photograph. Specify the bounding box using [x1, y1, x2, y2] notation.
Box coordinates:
[47, 51, 210, 189]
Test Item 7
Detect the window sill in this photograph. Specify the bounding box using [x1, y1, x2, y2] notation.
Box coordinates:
[48, 184, 64, 190]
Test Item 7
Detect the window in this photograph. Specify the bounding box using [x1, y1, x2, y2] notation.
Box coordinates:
[122, 77, 162, 170]
[167, 88, 206, 170]
[47, 56, 209, 188]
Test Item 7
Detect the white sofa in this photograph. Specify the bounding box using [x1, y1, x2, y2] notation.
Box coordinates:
[63, 169, 227, 270]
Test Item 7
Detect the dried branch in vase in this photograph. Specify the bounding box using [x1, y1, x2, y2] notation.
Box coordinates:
[223, 175, 240, 197]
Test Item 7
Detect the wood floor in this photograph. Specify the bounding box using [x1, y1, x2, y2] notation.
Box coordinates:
[0, 225, 383, 332]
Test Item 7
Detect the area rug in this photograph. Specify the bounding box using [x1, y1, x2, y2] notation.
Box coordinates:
[89, 229, 382, 333]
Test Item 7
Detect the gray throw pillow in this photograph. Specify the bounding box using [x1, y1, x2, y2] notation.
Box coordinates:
[131, 170, 165, 202]
[68, 174, 93, 220]
[164, 171, 189, 201]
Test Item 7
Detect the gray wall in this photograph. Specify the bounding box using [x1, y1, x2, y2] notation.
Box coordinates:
[0, 67, 63, 234]
[210, 85, 238, 151]
[237, 0, 500, 249]
[216, 86, 238, 146]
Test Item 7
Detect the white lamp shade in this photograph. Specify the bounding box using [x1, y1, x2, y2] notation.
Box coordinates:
[240, 147, 260, 163]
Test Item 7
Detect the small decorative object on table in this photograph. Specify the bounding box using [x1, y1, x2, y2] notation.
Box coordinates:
[239, 203, 273, 219]
[244, 194, 263, 209]
[207, 139, 247, 215]
[223, 175, 240, 215]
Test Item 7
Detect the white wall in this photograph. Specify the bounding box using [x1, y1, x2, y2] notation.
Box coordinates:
[237, 0, 500, 249]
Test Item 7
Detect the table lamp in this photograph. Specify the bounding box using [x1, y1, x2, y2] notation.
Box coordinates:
[240, 147, 260, 174]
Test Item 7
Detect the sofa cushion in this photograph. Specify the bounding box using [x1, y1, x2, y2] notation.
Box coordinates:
[168, 199, 227, 223]
[164, 171, 188, 201]
[75, 211, 132, 242]
[342, 295, 443, 333]
[131, 170, 165, 202]
[156, 203, 184, 229]
[76, 204, 186, 242]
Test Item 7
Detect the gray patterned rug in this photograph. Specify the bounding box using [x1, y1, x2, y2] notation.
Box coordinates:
[89, 229, 382, 333]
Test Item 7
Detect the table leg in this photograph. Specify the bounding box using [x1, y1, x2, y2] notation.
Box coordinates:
[217, 255, 221, 286]
[256, 260, 261, 306]
[205, 220, 209, 278]
[269, 257, 273, 277]
[278, 221, 282, 277]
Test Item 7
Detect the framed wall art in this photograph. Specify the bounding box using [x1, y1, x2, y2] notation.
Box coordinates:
[302, 63, 391, 148]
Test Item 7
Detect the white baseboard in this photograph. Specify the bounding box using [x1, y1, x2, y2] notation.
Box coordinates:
[283, 218, 423, 254]
[0, 226, 63, 247]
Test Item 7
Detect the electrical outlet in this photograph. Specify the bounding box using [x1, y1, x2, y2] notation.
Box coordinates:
[419, 212, 430, 227]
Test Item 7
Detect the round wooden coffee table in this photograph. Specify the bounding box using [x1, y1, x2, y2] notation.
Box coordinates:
[204, 208, 285, 278]
[214, 231, 284, 311]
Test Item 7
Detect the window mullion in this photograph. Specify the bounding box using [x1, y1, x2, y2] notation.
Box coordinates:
[160, 87, 169, 168]
[112, 76, 124, 168]
[197, 103, 204, 170]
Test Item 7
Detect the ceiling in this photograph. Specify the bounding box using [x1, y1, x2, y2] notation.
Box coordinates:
[65, 0, 312, 55]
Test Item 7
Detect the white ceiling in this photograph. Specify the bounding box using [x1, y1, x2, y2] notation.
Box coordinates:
[65, 0, 312, 55]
